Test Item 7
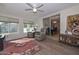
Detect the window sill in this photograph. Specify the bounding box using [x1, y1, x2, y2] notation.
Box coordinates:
[0, 32, 18, 35]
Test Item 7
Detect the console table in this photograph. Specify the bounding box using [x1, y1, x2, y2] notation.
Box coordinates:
[59, 34, 79, 46]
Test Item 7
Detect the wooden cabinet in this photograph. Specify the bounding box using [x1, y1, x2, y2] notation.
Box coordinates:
[59, 34, 79, 46]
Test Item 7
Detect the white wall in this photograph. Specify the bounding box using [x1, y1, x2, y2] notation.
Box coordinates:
[6, 18, 43, 41]
[60, 5, 79, 34]
[0, 14, 27, 41]
[33, 18, 43, 31]
[5, 18, 27, 41]
[5, 33, 27, 41]
[0, 13, 43, 41]
[23, 18, 43, 31]
[2, 4, 79, 41]
[43, 5, 79, 34]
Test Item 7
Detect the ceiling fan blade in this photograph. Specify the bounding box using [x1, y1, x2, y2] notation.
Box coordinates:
[36, 4, 44, 8]
[26, 3, 33, 8]
[38, 10, 44, 12]
[25, 9, 32, 11]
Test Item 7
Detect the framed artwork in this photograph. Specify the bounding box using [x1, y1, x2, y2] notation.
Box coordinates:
[67, 14, 79, 32]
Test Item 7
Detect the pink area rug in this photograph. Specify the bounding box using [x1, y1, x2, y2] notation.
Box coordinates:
[0, 38, 40, 55]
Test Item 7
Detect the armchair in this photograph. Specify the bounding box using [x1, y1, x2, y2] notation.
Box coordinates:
[35, 28, 46, 41]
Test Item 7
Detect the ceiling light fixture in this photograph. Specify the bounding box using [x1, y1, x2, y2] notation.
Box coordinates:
[33, 8, 37, 12]
[53, 21, 57, 23]
[25, 3, 44, 13]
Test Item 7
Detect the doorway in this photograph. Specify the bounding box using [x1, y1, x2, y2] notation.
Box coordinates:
[43, 14, 60, 41]
[50, 14, 60, 40]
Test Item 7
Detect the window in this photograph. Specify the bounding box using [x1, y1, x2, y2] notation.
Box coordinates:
[9, 23, 18, 33]
[0, 22, 8, 33]
[23, 23, 34, 33]
[23, 23, 38, 33]
[0, 22, 18, 34]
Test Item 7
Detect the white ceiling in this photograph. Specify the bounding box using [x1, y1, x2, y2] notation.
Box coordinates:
[0, 3, 79, 19]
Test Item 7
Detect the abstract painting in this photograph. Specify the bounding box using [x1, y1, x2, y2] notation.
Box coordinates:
[67, 14, 79, 32]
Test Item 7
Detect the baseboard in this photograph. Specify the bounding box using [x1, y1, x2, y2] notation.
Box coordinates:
[5, 36, 28, 42]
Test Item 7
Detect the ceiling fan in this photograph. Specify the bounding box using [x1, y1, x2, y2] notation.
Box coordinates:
[25, 3, 44, 13]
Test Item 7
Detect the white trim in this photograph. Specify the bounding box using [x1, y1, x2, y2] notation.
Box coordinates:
[42, 11, 60, 18]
